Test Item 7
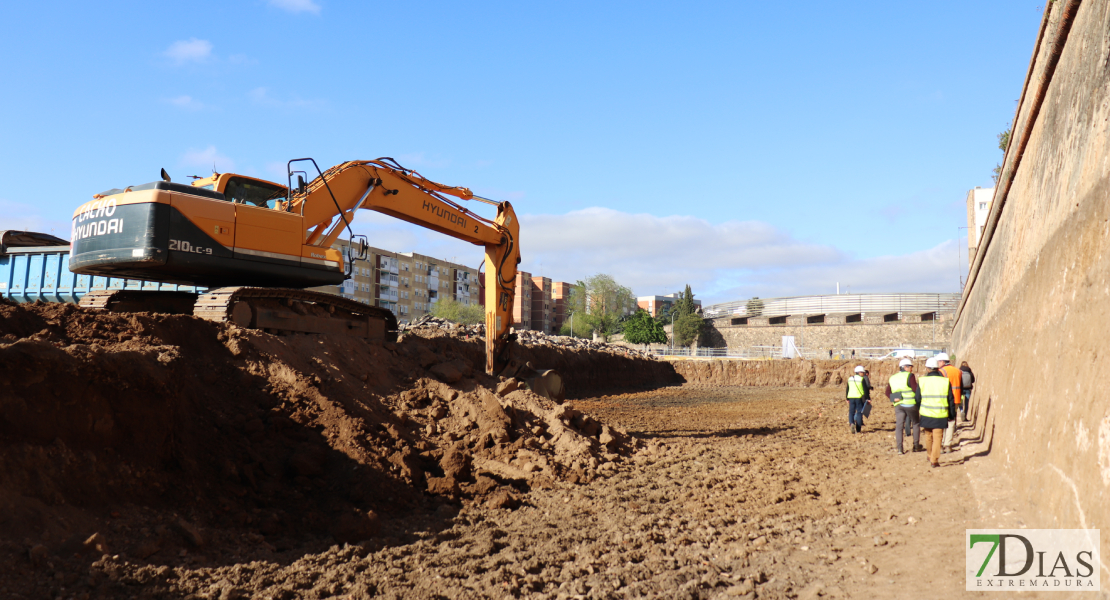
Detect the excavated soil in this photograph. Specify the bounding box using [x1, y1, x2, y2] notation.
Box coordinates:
[667, 359, 908, 389]
[0, 302, 1044, 599]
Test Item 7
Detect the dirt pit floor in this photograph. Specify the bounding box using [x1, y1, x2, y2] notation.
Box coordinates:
[3, 378, 1056, 599]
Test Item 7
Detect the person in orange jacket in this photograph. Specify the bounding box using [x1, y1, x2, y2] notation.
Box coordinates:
[936, 352, 962, 453]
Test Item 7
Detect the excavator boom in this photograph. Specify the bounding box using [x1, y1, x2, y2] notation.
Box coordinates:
[290, 160, 520, 373]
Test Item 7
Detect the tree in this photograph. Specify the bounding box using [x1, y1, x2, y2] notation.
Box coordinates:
[673, 313, 703, 347]
[746, 297, 764, 317]
[992, 127, 1012, 184]
[668, 284, 703, 346]
[558, 310, 592, 338]
[431, 297, 484, 325]
[561, 274, 634, 341]
[672, 284, 697, 319]
[622, 309, 667, 345]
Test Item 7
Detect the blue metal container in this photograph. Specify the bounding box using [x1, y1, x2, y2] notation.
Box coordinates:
[1, 245, 202, 304]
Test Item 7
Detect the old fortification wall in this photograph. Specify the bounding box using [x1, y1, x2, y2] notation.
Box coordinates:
[700, 320, 952, 352]
[610, 317, 953, 353]
[953, 0, 1110, 556]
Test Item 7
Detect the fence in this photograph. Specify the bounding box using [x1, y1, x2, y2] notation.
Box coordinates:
[652, 346, 942, 360]
[703, 293, 961, 320]
[652, 346, 822, 359]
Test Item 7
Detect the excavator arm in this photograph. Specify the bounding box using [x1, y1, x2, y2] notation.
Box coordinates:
[290, 159, 520, 375]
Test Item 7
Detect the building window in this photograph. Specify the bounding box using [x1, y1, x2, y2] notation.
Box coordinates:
[979, 202, 987, 210]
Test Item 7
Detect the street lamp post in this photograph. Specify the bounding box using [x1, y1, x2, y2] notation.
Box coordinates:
[670, 311, 676, 353]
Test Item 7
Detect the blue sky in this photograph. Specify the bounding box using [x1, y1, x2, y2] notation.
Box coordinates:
[0, 1, 1043, 304]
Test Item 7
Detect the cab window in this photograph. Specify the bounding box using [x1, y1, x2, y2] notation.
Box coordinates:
[224, 177, 287, 209]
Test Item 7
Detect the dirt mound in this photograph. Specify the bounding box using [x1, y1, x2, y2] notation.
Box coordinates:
[402, 318, 681, 396]
[0, 299, 673, 586]
[670, 358, 910, 389]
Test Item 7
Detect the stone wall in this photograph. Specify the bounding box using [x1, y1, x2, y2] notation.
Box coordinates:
[952, 0, 1110, 555]
[702, 318, 953, 352]
[669, 358, 908, 389]
[608, 317, 953, 352]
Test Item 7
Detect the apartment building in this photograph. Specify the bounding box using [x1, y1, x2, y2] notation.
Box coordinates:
[530, 276, 554, 334]
[637, 292, 702, 317]
[513, 271, 533, 330]
[551, 281, 577, 333]
[309, 242, 584, 331]
[308, 239, 479, 325]
[966, 186, 995, 264]
[451, 267, 477, 307]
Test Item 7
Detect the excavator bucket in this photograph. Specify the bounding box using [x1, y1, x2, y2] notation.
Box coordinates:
[498, 359, 565, 403]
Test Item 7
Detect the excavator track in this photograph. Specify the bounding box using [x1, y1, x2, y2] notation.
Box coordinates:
[194, 287, 399, 342]
[78, 289, 201, 315]
[80, 287, 398, 342]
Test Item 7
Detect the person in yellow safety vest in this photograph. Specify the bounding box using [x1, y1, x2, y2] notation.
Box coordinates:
[918, 357, 956, 468]
[885, 358, 922, 454]
[935, 352, 962, 453]
[845, 365, 872, 434]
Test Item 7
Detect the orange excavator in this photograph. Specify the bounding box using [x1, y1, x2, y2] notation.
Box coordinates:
[69, 158, 520, 374]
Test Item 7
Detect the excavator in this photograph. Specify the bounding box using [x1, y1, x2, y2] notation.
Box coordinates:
[69, 158, 520, 375]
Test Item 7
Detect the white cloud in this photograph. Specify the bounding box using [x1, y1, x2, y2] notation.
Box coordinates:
[706, 240, 964, 304]
[249, 87, 326, 111]
[517, 208, 841, 298]
[328, 205, 962, 305]
[267, 0, 321, 14]
[179, 146, 236, 173]
[516, 208, 960, 304]
[165, 95, 205, 111]
[164, 38, 213, 64]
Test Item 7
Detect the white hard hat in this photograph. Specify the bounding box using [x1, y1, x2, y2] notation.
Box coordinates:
[936, 352, 950, 362]
[854, 365, 865, 373]
[899, 358, 913, 367]
[925, 357, 939, 369]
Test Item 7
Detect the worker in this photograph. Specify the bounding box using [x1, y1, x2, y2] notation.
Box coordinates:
[959, 361, 975, 422]
[936, 352, 962, 452]
[885, 358, 921, 454]
[845, 366, 871, 434]
[918, 357, 955, 467]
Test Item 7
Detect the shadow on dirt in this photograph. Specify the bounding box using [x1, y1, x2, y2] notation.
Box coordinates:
[634, 425, 790, 440]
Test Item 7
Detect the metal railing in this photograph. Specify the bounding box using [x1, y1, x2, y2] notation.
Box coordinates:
[652, 346, 821, 359]
[652, 345, 943, 360]
[703, 293, 960, 320]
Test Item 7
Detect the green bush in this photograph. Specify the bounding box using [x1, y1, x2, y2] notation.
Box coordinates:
[673, 312, 704, 347]
[623, 309, 667, 345]
[431, 298, 485, 325]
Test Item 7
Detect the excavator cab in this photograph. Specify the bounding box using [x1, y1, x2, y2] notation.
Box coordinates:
[190, 173, 289, 210]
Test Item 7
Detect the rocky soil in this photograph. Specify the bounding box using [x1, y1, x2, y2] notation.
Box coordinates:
[667, 359, 912, 389]
[404, 315, 657, 360]
[0, 302, 1049, 599]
